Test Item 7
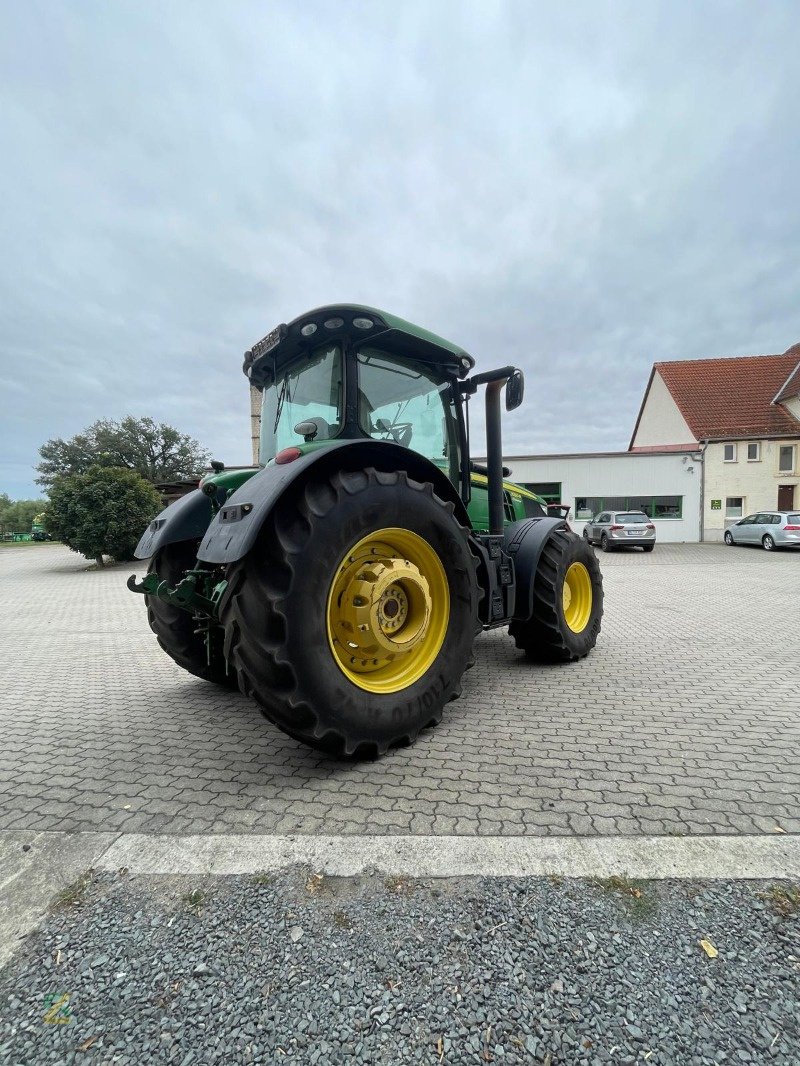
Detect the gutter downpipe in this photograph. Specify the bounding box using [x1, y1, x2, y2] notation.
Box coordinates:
[698, 441, 708, 542]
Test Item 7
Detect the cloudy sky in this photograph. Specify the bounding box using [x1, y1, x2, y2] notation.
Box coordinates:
[2, 1, 799, 499]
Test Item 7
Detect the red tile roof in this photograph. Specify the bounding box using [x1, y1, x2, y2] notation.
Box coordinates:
[642, 349, 800, 442]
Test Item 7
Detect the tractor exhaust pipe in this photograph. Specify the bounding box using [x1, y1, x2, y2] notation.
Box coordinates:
[468, 365, 520, 537]
[485, 379, 505, 536]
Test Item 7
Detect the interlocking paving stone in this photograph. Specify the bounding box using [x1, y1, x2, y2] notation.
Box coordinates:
[1, 542, 798, 837]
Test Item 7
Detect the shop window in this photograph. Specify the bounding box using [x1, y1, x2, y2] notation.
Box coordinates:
[574, 495, 682, 520]
[651, 497, 682, 518]
[575, 497, 602, 520]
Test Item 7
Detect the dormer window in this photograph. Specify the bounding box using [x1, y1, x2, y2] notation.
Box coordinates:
[723, 443, 737, 462]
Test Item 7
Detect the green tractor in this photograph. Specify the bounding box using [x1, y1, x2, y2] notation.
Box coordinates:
[129, 305, 602, 757]
[31, 512, 51, 542]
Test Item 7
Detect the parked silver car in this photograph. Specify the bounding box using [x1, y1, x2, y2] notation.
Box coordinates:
[724, 511, 800, 551]
[582, 510, 656, 552]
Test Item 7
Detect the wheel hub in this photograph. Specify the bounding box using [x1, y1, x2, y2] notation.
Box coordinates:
[335, 551, 432, 662]
[327, 528, 449, 694]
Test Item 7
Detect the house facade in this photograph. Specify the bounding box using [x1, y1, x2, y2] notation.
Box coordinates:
[629, 344, 800, 541]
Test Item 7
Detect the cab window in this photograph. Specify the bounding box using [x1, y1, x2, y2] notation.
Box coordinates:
[356, 349, 460, 485]
[260, 344, 343, 462]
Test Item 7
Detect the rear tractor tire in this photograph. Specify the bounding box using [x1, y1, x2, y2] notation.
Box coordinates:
[146, 541, 237, 688]
[220, 468, 479, 758]
[509, 531, 603, 663]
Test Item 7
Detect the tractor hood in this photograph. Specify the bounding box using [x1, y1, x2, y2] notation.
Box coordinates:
[243, 304, 475, 389]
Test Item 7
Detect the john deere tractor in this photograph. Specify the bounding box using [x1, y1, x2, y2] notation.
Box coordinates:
[130, 305, 602, 757]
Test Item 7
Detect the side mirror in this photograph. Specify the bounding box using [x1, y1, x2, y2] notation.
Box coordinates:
[505, 369, 524, 411]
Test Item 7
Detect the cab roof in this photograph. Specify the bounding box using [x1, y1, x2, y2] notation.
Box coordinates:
[244, 304, 475, 387]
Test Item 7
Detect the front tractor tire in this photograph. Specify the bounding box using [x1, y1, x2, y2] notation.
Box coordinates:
[509, 531, 603, 663]
[220, 468, 479, 758]
[146, 541, 236, 688]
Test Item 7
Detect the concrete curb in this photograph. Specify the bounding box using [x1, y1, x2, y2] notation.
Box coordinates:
[3, 831, 799, 968]
[97, 832, 800, 880]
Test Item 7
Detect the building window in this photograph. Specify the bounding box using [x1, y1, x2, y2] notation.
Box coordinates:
[575, 498, 598, 519]
[747, 442, 761, 461]
[723, 443, 737, 462]
[574, 495, 682, 520]
[520, 482, 561, 504]
[779, 445, 796, 473]
[725, 497, 744, 518]
[651, 497, 682, 518]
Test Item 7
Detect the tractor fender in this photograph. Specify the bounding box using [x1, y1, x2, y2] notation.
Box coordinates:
[503, 516, 570, 621]
[133, 488, 213, 560]
[197, 439, 470, 566]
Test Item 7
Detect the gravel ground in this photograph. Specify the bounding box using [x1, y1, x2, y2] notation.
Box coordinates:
[1, 869, 798, 1065]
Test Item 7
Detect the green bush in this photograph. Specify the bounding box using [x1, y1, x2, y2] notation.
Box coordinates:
[46, 466, 162, 565]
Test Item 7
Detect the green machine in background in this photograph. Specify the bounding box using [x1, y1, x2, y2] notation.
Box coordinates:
[130, 305, 603, 757]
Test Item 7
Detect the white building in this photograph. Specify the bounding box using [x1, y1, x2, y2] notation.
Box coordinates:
[504, 450, 701, 542]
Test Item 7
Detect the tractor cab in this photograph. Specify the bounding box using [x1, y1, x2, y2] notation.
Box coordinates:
[246, 304, 537, 527]
[257, 338, 463, 491]
[247, 305, 470, 492]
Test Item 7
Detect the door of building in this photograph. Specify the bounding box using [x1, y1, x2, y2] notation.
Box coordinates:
[778, 484, 795, 510]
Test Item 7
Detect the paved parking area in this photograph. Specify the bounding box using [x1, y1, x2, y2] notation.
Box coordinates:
[1, 541, 798, 838]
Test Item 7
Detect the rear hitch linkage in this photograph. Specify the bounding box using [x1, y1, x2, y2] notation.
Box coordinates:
[127, 569, 228, 619]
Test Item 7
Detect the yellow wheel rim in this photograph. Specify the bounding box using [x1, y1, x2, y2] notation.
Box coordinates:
[562, 561, 593, 633]
[326, 527, 449, 694]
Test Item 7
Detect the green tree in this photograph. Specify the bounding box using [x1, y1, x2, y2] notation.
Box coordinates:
[46, 466, 162, 566]
[37, 416, 210, 489]
[0, 498, 48, 534]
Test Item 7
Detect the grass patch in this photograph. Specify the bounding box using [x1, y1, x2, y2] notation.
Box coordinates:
[54, 869, 93, 909]
[0, 540, 61, 549]
[593, 875, 656, 919]
[760, 883, 800, 918]
[251, 871, 275, 886]
[182, 888, 206, 914]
